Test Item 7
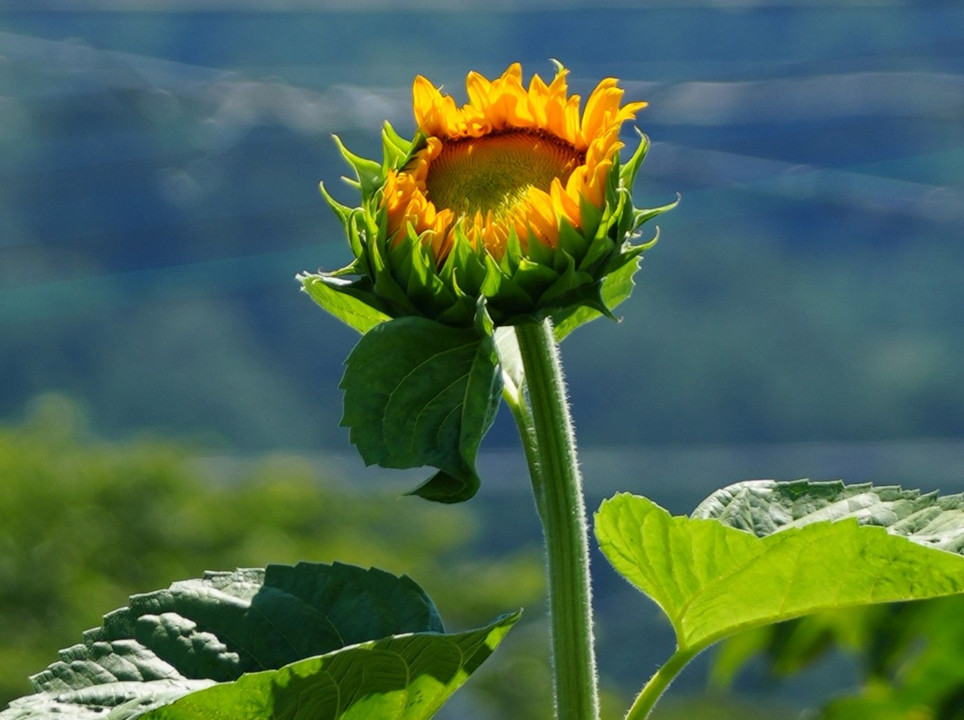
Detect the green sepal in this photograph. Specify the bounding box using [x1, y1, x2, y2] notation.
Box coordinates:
[525, 226, 557, 268]
[580, 228, 618, 274]
[319, 181, 354, 231]
[340, 317, 502, 503]
[435, 296, 478, 327]
[346, 209, 370, 263]
[579, 191, 605, 246]
[538, 252, 591, 306]
[482, 254, 538, 320]
[368, 228, 421, 316]
[552, 253, 643, 341]
[633, 194, 681, 233]
[299, 272, 392, 334]
[619, 129, 651, 190]
[513, 257, 564, 300]
[500, 229, 527, 274]
[473, 296, 496, 338]
[446, 284, 487, 327]
[403, 236, 453, 310]
[440, 233, 487, 298]
[332, 134, 384, 198]
[384, 229, 479, 326]
[381, 121, 414, 170]
[556, 220, 591, 271]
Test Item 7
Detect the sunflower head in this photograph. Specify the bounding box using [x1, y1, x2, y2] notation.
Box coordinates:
[302, 62, 675, 334]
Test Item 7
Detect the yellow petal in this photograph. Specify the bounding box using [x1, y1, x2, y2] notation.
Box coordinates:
[412, 75, 443, 130]
[466, 71, 492, 111]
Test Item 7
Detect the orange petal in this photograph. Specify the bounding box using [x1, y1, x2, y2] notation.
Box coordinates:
[550, 177, 582, 226]
[412, 76, 443, 129]
[466, 71, 492, 111]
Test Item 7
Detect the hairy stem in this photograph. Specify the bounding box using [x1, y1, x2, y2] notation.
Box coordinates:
[512, 319, 599, 720]
[625, 648, 698, 720]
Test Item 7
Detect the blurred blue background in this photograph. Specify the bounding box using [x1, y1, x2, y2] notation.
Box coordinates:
[2, 0, 963, 715]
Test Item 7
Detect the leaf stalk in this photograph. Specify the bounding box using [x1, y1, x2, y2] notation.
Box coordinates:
[624, 647, 698, 720]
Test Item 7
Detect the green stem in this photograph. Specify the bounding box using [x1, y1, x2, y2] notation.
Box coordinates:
[502, 384, 547, 523]
[624, 648, 698, 720]
[512, 318, 599, 720]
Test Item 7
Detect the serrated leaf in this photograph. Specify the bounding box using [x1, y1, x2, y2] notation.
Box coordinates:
[595, 487, 964, 655]
[300, 273, 392, 334]
[0, 680, 214, 720]
[141, 612, 520, 720]
[340, 317, 502, 503]
[1, 563, 445, 720]
[692, 479, 964, 554]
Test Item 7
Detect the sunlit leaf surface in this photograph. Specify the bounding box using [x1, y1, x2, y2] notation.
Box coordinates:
[596, 482, 964, 653]
[0, 563, 515, 720]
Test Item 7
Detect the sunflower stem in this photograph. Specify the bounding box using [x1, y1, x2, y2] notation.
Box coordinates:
[513, 318, 599, 720]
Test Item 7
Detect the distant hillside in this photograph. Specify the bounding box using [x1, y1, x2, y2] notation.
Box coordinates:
[1, 5, 962, 449]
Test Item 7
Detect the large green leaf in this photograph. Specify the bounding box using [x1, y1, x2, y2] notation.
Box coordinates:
[340, 317, 502, 503]
[595, 483, 964, 655]
[0, 562, 483, 720]
[141, 612, 519, 720]
[700, 481, 964, 716]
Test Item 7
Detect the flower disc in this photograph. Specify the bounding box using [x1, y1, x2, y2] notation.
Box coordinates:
[425, 129, 584, 221]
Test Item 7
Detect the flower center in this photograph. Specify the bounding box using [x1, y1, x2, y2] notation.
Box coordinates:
[425, 130, 584, 220]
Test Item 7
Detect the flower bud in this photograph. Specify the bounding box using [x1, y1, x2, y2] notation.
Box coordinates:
[302, 62, 675, 333]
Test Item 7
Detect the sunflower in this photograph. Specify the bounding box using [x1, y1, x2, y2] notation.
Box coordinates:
[302, 62, 674, 331]
[384, 63, 645, 262]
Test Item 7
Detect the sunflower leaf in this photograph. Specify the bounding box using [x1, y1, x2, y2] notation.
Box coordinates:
[0, 563, 451, 720]
[340, 317, 502, 502]
[140, 612, 519, 720]
[595, 484, 964, 655]
[692, 479, 964, 553]
[299, 272, 392, 334]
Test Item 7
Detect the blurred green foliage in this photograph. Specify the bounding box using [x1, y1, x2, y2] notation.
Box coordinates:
[712, 598, 964, 720]
[0, 394, 546, 717]
[3, 9, 963, 452]
[5, 394, 962, 718]
[651, 694, 802, 720]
